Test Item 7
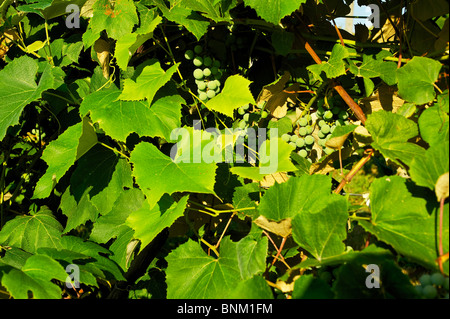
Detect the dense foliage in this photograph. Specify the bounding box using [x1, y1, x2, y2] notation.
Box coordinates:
[0, 0, 448, 299]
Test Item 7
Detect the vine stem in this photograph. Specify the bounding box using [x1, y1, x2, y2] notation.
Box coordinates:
[334, 149, 374, 194]
[98, 142, 129, 159]
[214, 212, 236, 249]
[437, 196, 446, 274]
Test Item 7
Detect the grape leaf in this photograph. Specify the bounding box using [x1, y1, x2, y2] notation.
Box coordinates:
[60, 186, 98, 233]
[243, 0, 306, 25]
[0, 208, 63, 254]
[126, 195, 188, 252]
[80, 84, 183, 142]
[165, 237, 242, 298]
[418, 104, 449, 147]
[291, 196, 348, 261]
[205, 75, 255, 118]
[359, 176, 448, 274]
[130, 142, 217, 206]
[307, 44, 349, 79]
[236, 235, 268, 280]
[396, 56, 442, 105]
[409, 142, 449, 191]
[118, 59, 179, 104]
[90, 0, 138, 40]
[230, 275, 274, 299]
[175, 0, 226, 21]
[0, 254, 68, 299]
[348, 51, 398, 86]
[365, 110, 425, 166]
[0, 56, 54, 140]
[292, 274, 334, 299]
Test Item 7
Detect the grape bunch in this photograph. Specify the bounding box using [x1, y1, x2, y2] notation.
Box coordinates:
[235, 103, 269, 130]
[415, 273, 449, 299]
[184, 44, 223, 102]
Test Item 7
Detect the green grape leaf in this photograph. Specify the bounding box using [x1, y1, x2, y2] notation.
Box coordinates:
[175, 0, 226, 21]
[409, 143, 449, 191]
[80, 84, 183, 142]
[130, 142, 217, 206]
[230, 138, 297, 181]
[236, 235, 268, 280]
[0, 208, 63, 254]
[418, 104, 449, 147]
[396, 56, 442, 105]
[205, 75, 255, 118]
[60, 186, 98, 233]
[126, 195, 188, 252]
[230, 275, 274, 299]
[348, 51, 398, 86]
[90, 0, 138, 40]
[243, 0, 306, 25]
[291, 196, 348, 261]
[118, 59, 179, 104]
[0, 254, 68, 299]
[271, 29, 294, 56]
[90, 188, 145, 243]
[33, 120, 95, 199]
[165, 237, 242, 298]
[410, 0, 449, 21]
[0, 56, 54, 141]
[359, 176, 449, 274]
[17, 0, 88, 20]
[365, 110, 425, 166]
[292, 274, 334, 299]
[307, 44, 349, 79]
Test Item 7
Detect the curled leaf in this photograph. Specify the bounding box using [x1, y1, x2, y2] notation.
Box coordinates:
[436, 172, 449, 202]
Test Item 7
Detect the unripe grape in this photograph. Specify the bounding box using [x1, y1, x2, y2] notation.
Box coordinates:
[203, 56, 212, 67]
[243, 113, 250, 122]
[318, 138, 326, 147]
[238, 107, 246, 115]
[193, 56, 203, 67]
[422, 285, 438, 298]
[335, 119, 345, 126]
[212, 60, 221, 68]
[305, 114, 312, 122]
[194, 45, 203, 54]
[184, 49, 194, 60]
[316, 106, 325, 117]
[318, 119, 326, 127]
[281, 134, 290, 142]
[203, 68, 211, 77]
[419, 274, 432, 286]
[193, 68, 204, 80]
[431, 273, 445, 286]
[298, 149, 308, 158]
[296, 138, 305, 148]
[289, 142, 296, 149]
[331, 106, 340, 114]
[214, 79, 221, 87]
[207, 90, 216, 99]
[298, 127, 307, 136]
[261, 111, 268, 119]
[324, 110, 333, 120]
[298, 117, 308, 127]
[305, 125, 313, 135]
[321, 124, 331, 134]
[318, 130, 326, 139]
[330, 125, 336, 133]
[305, 135, 314, 145]
[197, 81, 207, 91]
[211, 66, 219, 75]
[207, 81, 217, 90]
[339, 110, 349, 120]
[242, 104, 250, 110]
[290, 135, 299, 142]
[238, 120, 246, 129]
[444, 277, 449, 290]
[324, 147, 334, 155]
[199, 92, 208, 101]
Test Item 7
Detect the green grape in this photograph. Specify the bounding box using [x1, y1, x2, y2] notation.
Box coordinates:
[414, 285, 423, 296]
[305, 114, 312, 122]
[207, 81, 217, 90]
[242, 104, 250, 110]
[214, 79, 221, 87]
[298, 127, 307, 136]
[207, 90, 216, 99]
[197, 81, 207, 91]
[331, 106, 340, 114]
[184, 49, 194, 60]
[281, 133, 290, 142]
[290, 135, 299, 142]
[289, 142, 297, 149]
[318, 130, 326, 139]
[419, 274, 432, 286]
[296, 138, 305, 148]
[261, 111, 268, 119]
[239, 120, 246, 129]
[316, 106, 325, 117]
[212, 59, 221, 68]
[214, 87, 221, 94]
[243, 113, 250, 122]
[238, 107, 246, 115]
[431, 273, 445, 286]
[422, 285, 438, 299]
[318, 138, 326, 147]
[211, 66, 219, 75]
[324, 110, 333, 120]
[194, 44, 203, 54]
[203, 56, 212, 67]
[305, 135, 314, 145]
[298, 117, 308, 127]
[444, 277, 449, 290]
[203, 68, 212, 77]
[199, 92, 208, 101]
[298, 149, 308, 158]
[318, 119, 326, 127]
[335, 119, 345, 126]
[321, 124, 331, 134]
[330, 125, 336, 133]
[193, 68, 204, 80]
[339, 110, 349, 120]
[193, 56, 203, 67]
[324, 147, 334, 155]
[305, 125, 313, 135]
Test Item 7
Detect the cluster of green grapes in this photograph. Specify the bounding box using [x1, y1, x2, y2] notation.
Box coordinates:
[236, 104, 268, 129]
[415, 273, 449, 299]
[184, 44, 223, 102]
